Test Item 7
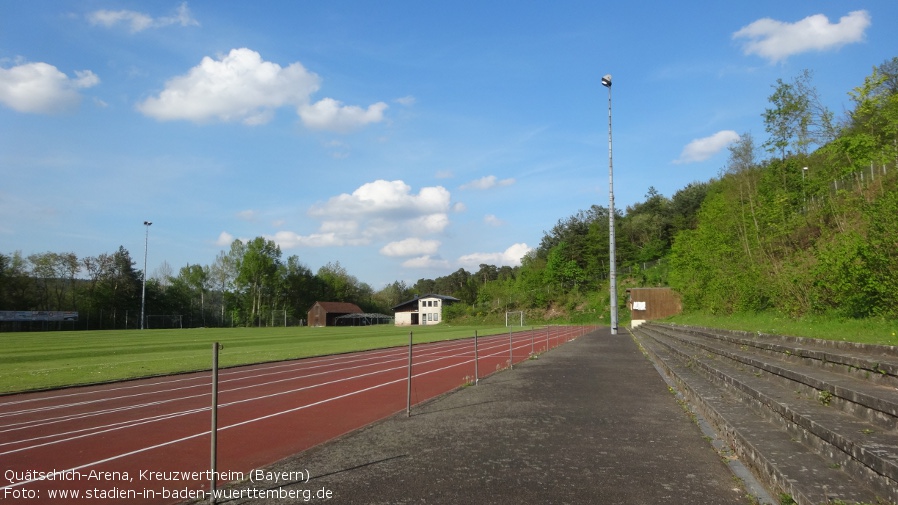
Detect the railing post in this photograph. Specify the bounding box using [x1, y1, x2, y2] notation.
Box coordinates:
[210, 342, 221, 504]
[509, 327, 513, 370]
[474, 330, 479, 385]
[406, 331, 413, 417]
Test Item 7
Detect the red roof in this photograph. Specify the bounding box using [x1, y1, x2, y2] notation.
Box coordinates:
[311, 301, 363, 314]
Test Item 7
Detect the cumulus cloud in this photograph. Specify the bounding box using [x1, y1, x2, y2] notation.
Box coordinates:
[674, 130, 740, 164]
[311, 180, 450, 220]
[484, 214, 504, 226]
[733, 10, 870, 63]
[0, 62, 99, 114]
[458, 243, 532, 268]
[88, 2, 199, 33]
[460, 175, 515, 190]
[380, 238, 441, 257]
[236, 209, 257, 221]
[402, 255, 451, 269]
[270, 180, 451, 251]
[215, 231, 234, 246]
[137, 48, 387, 130]
[137, 48, 319, 124]
[265, 230, 361, 248]
[299, 98, 388, 133]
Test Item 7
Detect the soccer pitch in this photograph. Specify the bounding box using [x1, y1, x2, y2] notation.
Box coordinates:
[0, 325, 520, 394]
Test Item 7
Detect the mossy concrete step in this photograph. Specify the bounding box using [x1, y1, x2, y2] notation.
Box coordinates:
[647, 322, 898, 388]
[633, 329, 883, 505]
[645, 324, 898, 429]
[637, 325, 898, 504]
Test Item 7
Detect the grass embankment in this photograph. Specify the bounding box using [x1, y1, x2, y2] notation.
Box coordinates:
[0, 325, 517, 395]
[666, 312, 898, 346]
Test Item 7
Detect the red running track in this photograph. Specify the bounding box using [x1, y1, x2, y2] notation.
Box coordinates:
[0, 326, 589, 504]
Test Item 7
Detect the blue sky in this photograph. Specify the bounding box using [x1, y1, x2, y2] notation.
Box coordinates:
[2, 1, 896, 288]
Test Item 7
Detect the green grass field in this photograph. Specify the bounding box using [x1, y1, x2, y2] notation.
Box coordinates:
[0, 325, 522, 395]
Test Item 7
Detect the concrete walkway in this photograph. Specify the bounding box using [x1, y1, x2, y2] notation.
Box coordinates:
[215, 329, 759, 504]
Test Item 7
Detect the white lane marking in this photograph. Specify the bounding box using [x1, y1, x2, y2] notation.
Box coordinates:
[0, 336, 522, 456]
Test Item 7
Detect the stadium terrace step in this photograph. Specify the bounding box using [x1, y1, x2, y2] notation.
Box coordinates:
[631, 322, 898, 505]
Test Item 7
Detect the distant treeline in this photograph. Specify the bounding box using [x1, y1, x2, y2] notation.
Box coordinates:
[3, 57, 896, 329]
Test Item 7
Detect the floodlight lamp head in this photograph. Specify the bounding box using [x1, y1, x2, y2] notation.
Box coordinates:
[144, 221, 152, 226]
[601, 74, 612, 87]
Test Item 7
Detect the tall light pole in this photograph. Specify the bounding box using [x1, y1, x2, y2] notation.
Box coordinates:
[141, 221, 152, 330]
[602, 74, 618, 335]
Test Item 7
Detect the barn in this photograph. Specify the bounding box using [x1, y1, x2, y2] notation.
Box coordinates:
[307, 301, 364, 327]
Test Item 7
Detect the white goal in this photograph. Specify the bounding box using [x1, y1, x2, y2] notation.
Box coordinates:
[505, 311, 524, 327]
[271, 310, 287, 327]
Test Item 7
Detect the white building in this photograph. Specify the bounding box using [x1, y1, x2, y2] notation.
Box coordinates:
[392, 294, 460, 326]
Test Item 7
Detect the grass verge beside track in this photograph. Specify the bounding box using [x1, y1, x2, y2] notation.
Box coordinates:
[667, 312, 898, 346]
[0, 325, 524, 394]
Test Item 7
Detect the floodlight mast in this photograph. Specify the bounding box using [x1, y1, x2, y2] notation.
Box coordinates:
[601, 74, 618, 335]
[141, 221, 152, 330]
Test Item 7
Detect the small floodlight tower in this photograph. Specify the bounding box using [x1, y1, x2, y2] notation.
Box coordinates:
[141, 221, 152, 330]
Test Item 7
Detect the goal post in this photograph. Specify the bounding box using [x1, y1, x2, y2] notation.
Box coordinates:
[505, 311, 524, 327]
[271, 310, 287, 327]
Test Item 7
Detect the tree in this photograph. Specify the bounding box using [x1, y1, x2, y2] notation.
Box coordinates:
[209, 250, 237, 326]
[317, 261, 360, 302]
[153, 261, 174, 291]
[177, 263, 209, 326]
[234, 237, 281, 326]
[90, 247, 141, 328]
[544, 242, 586, 291]
[763, 77, 810, 160]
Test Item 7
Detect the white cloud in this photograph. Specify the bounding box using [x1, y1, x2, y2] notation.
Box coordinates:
[137, 48, 320, 125]
[88, 2, 199, 33]
[484, 214, 504, 226]
[452, 202, 467, 212]
[267, 230, 353, 248]
[299, 98, 388, 132]
[272, 180, 451, 251]
[137, 48, 387, 130]
[215, 231, 234, 246]
[674, 130, 740, 164]
[311, 180, 450, 220]
[0, 62, 99, 114]
[733, 10, 870, 63]
[458, 243, 532, 268]
[435, 169, 454, 179]
[402, 255, 451, 270]
[236, 209, 257, 221]
[380, 238, 441, 257]
[395, 95, 416, 106]
[460, 175, 515, 190]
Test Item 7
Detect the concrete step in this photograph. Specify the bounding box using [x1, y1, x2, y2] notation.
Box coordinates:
[646, 323, 898, 431]
[632, 323, 897, 505]
[662, 323, 898, 390]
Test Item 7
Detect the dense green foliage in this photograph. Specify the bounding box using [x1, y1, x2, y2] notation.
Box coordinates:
[670, 59, 898, 319]
[3, 57, 896, 328]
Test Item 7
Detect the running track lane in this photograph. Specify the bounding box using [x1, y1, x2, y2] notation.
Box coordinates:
[0, 326, 589, 504]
